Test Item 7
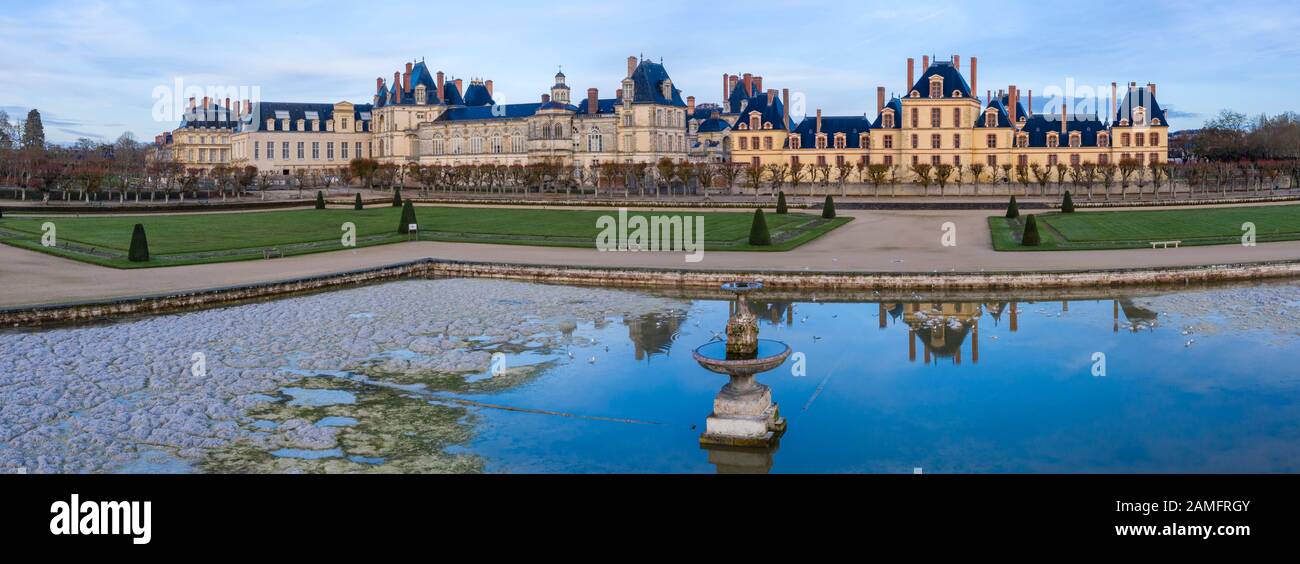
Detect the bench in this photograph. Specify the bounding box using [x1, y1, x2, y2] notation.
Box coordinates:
[1150, 240, 1182, 249]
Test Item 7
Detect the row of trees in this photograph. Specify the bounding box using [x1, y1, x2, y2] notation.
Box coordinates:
[1182, 110, 1300, 161]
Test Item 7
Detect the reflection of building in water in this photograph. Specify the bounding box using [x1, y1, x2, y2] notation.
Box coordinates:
[1114, 299, 1158, 332]
[624, 310, 687, 361]
[742, 299, 795, 327]
[701, 443, 779, 474]
[879, 302, 984, 365]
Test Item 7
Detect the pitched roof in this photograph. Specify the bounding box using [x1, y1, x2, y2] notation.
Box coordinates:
[790, 115, 873, 149]
[977, 98, 1016, 128]
[576, 97, 619, 116]
[697, 116, 732, 133]
[628, 60, 686, 106]
[243, 102, 373, 133]
[870, 97, 903, 129]
[179, 107, 240, 130]
[908, 61, 972, 99]
[462, 82, 495, 107]
[1115, 85, 1168, 126]
[1020, 113, 1107, 147]
[439, 103, 542, 121]
[732, 93, 790, 131]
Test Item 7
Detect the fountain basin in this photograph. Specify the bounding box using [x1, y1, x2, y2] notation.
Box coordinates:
[693, 340, 791, 376]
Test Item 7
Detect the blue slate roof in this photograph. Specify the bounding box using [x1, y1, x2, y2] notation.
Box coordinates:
[462, 83, 495, 107]
[691, 103, 722, 122]
[538, 100, 578, 112]
[697, 116, 732, 133]
[576, 98, 619, 115]
[1021, 113, 1107, 147]
[790, 115, 873, 149]
[977, 98, 1016, 128]
[870, 97, 903, 129]
[732, 93, 790, 131]
[439, 103, 543, 121]
[908, 61, 972, 99]
[179, 107, 239, 129]
[244, 102, 373, 133]
[629, 60, 686, 107]
[726, 81, 750, 113]
[375, 62, 467, 108]
[1115, 86, 1168, 126]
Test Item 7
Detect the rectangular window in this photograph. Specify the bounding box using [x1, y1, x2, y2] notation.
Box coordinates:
[1136, 133, 1146, 147]
[327, 142, 334, 160]
[883, 135, 893, 149]
[911, 134, 919, 149]
[931, 108, 941, 128]
[987, 155, 997, 167]
[953, 155, 961, 166]
[282, 142, 289, 160]
[1070, 154, 1081, 166]
[312, 142, 320, 160]
[953, 108, 962, 128]
[816, 156, 827, 166]
[931, 134, 941, 149]
[254, 141, 260, 160]
[791, 156, 800, 166]
[1150, 133, 1160, 146]
[1048, 154, 1059, 166]
[931, 155, 941, 165]
[298, 142, 305, 159]
[883, 155, 893, 166]
[341, 142, 349, 160]
[356, 142, 363, 158]
[1099, 153, 1110, 165]
[911, 108, 919, 128]
[953, 134, 961, 149]
[739, 137, 749, 150]
[764, 137, 773, 150]
[987, 134, 997, 148]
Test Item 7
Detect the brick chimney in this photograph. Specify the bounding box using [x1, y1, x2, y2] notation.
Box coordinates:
[923, 55, 929, 69]
[404, 62, 412, 91]
[723, 73, 730, 102]
[1062, 102, 1068, 134]
[224, 97, 230, 110]
[202, 96, 209, 109]
[590, 88, 600, 113]
[1111, 81, 1118, 123]
[728, 75, 739, 98]
[970, 57, 978, 99]
[743, 73, 753, 97]
[1028, 90, 1033, 117]
[436, 71, 445, 102]
[1148, 82, 1156, 97]
[953, 55, 960, 72]
[877, 86, 886, 114]
[542, 93, 550, 103]
[782, 88, 790, 129]
[485, 79, 493, 97]
[687, 95, 695, 116]
[245, 99, 252, 114]
[455, 78, 463, 96]
[766, 89, 775, 106]
[627, 56, 637, 77]
[394, 72, 401, 103]
[816, 109, 822, 135]
[754, 76, 763, 93]
[189, 96, 196, 110]
[1008, 85, 1017, 124]
[907, 58, 915, 92]
[376, 77, 383, 92]
[615, 88, 623, 101]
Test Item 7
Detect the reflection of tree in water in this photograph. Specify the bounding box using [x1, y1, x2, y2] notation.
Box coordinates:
[624, 310, 687, 361]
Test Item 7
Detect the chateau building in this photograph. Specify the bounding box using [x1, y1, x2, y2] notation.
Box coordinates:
[730, 55, 1170, 179]
[159, 52, 1170, 183]
[369, 55, 690, 172]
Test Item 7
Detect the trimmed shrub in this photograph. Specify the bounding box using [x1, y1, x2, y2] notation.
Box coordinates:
[822, 195, 836, 219]
[315, 191, 326, 209]
[392, 188, 402, 207]
[1005, 195, 1020, 219]
[128, 223, 150, 262]
[748, 208, 771, 246]
[1062, 190, 1075, 213]
[0, 208, 4, 219]
[1021, 215, 1041, 247]
[354, 193, 364, 210]
[776, 191, 788, 214]
[397, 200, 418, 234]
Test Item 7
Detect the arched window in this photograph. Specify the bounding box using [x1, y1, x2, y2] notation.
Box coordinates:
[588, 128, 603, 152]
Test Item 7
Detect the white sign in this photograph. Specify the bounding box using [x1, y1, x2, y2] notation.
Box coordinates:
[408, 224, 418, 232]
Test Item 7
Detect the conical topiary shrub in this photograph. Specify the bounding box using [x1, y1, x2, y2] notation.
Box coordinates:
[1021, 215, 1041, 247]
[748, 208, 771, 246]
[128, 223, 150, 262]
[354, 193, 364, 210]
[776, 191, 788, 214]
[397, 200, 418, 234]
[1062, 190, 1075, 213]
[315, 190, 326, 209]
[392, 187, 402, 207]
[1005, 195, 1020, 219]
[822, 195, 836, 219]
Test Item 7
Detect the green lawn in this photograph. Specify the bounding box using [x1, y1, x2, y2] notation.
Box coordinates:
[0, 206, 848, 268]
[990, 204, 1300, 251]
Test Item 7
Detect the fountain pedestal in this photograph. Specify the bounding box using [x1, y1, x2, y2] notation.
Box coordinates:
[693, 282, 789, 449]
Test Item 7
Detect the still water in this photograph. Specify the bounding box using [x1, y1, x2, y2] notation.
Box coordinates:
[2, 278, 1298, 474]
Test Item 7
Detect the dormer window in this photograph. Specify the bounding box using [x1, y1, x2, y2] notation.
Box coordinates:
[984, 110, 998, 128]
[661, 80, 672, 99]
[1097, 133, 1110, 147]
[763, 122, 773, 130]
[910, 90, 920, 98]
[749, 112, 761, 130]
[1152, 118, 1162, 126]
[929, 76, 943, 98]
[815, 134, 827, 149]
[1016, 133, 1029, 148]
[882, 111, 895, 129]
[860, 133, 870, 148]
[266, 118, 275, 131]
[790, 134, 801, 150]
[1047, 133, 1059, 148]
[737, 122, 748, 131]
[952, 90, 963, 98]
[1069, 132, 1081, 148]
[1134, 107, 1147, 126]
[833, 133, 846, 149]
[416, 85, 427, 105]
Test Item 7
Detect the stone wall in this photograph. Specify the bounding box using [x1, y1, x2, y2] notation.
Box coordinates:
[4, 258, 1300, 327]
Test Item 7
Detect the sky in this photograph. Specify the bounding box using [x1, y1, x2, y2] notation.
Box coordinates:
[1, 0, 1298, 144]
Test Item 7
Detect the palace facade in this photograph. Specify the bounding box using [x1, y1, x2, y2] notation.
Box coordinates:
[161, 52, 1170, 182]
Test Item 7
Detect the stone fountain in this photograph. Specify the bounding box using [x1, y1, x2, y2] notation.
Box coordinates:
[693, 282, 790, 448]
